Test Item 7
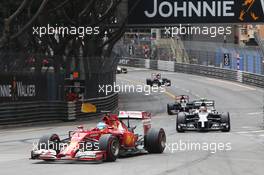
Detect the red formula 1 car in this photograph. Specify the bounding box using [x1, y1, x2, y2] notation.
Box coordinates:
[31, 111, 166, 162]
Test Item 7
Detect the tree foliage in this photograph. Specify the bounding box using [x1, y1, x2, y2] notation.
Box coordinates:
[0, 0, 129, 73]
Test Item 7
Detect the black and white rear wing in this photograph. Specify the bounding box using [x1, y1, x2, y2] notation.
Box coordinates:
[193, 100, 215, 107]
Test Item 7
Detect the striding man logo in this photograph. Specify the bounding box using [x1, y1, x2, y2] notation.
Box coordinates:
[239, 0, 262, 21]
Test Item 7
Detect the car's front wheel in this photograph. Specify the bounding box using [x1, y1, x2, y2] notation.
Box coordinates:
[35, 134, 61, 161]
[176, 112, 186, 132]
[167, 104, 174, 115]
[146, 79, 152, 86]
[221, 113, 231, 132]
[38, 134, 61, 153]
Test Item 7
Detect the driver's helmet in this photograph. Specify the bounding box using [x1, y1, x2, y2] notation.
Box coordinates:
[199, 106, 207, 112]
[180, 97, 186, 103]
[97, 122, 107, 130]
[156, 73, 161, 78]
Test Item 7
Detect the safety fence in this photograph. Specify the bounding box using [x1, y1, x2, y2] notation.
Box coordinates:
[0, 93, 118, 126]
[119, 57, 264, 88]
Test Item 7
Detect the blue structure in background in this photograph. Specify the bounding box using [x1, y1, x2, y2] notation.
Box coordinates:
[256, 56, 261, 74]
[247, 53, 254, 73]
[215, 47, 263, 74]
[215, 48, 222, 66]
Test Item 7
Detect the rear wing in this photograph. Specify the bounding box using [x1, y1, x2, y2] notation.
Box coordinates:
[151, 73, 157, 77]
[118, 111, 151, 120]
[151, 73, 161, 79]
[175, 95, 189, 102]
[193, 100, 215, 107]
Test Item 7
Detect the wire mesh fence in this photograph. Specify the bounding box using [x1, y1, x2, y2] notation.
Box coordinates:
[118, 37, 264, 75]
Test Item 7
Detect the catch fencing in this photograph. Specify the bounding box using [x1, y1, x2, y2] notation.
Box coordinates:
[119, 57, 264, 88]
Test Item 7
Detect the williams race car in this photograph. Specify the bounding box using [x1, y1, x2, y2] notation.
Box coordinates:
[116, 66, 128, 74]
[176, 99, 231, 132]
[146, 73, 171, 87]
[167, 95, 192, 115]
[31, 111, 166, 162]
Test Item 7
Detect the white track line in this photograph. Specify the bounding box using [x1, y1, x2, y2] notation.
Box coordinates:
[248, 112, 262, 115]
[206, 78, 256, 91]
[236, 130, 264, 134]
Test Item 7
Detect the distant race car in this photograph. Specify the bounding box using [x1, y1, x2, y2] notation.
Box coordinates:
[176, 99, 231, 132]
[167, 95, 192, 115]
[116, 66, 128, 74]
[146, 73, 171, 87]
[31, 111, 166, 162]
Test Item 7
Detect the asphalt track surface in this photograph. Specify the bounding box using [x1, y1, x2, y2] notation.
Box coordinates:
[0, 67, 264, 175]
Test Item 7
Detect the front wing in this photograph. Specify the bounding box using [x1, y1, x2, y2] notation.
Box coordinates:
[31, 149, 106, 162]
[179, 118, 228, 131]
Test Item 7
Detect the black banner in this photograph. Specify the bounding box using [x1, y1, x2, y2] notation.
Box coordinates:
[128, 0, 264, 25]
[0, 73, 48, 102]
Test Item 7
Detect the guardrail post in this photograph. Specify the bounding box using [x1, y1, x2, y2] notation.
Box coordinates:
[145, 59, 150, 69]
[67, 102, 77, 121]
[237, 71, 243, 83]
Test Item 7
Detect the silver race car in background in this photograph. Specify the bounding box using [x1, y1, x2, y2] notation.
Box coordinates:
[117, 66, 128, 74]
[176, 99, 231, 132]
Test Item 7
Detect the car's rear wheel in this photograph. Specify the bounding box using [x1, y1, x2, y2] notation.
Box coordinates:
[145, 128, 166, 153]
[176, 112, 186, 132]
[99, 134, 120, 162]
[221, 113, 231, 132]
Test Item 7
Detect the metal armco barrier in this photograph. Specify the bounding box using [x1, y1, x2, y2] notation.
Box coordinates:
[119, 57, 264, 88]
[0, 93, 118, 126]
[68, 93, 119, 121]
[119, 57, 145, 68]
[243, 72, 264, 88]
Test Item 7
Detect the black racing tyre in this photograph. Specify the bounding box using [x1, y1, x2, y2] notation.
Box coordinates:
[99, 134, 120, 162]
[163, 79, 171, 86]
[167, 80, 171, 86]
[145, 128, 166, 153]
[167, 104, 173, 115]
[152, 80, 160, 86]
[176, 112, 186, 132]
[38, 134, 61, 154]
[221, 112, 231, 132]
[156, 80, 162, 86]
[146, 79, 152, 86]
